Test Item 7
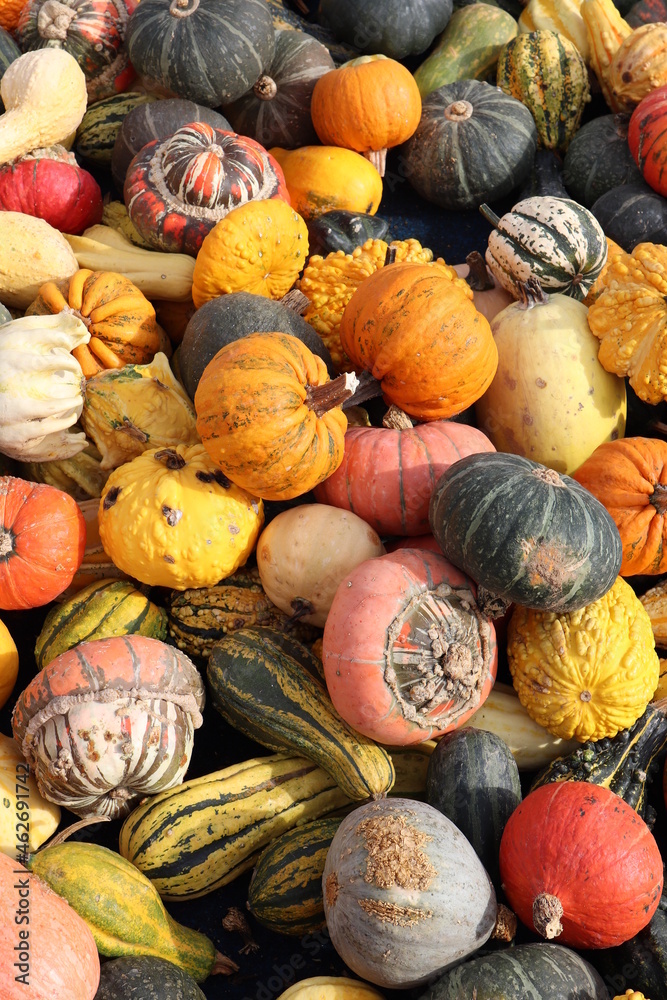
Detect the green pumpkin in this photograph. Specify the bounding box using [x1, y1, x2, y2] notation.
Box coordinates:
[318, 0, 453, 59]
[306, 210, 389, 257]
[496, 29, 590, 151]
[563, 114, 642, 208]
[591, 180, 667, 252]
[94, 956, 206, 1000]
[75, 92, 159, 167]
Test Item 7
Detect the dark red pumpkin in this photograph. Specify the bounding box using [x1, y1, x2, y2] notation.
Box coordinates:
[313, 418, 495, 536]
[0, 477, 86, 610]
[16, 0, 137, 103]
[124, 121, 290, 256]
[629, 84, 667, 196]
[0, 147, 103, 234]
[499, 782, 663, 949]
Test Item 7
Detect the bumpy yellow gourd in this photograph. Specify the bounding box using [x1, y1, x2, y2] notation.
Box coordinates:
[98, 443, 264, 590]
[587, 243, 667, 405]
[0, 733, 61, 859]
[508, 576, 660, 742]
[519, 0, 589, 63]
[277, 979, 385, 1000]
[613, 992, 650, 1000]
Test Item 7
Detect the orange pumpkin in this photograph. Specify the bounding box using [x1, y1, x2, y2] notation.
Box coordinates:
[269, 145, 383, 219]
[572, 437, 667, 576]
[26, 269, 163, 378]
[310, 55, 422, 176]
[339, 260, 498, 421]
[195, 331, 356, 501]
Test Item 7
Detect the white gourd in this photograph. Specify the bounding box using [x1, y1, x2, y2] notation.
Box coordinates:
[0, 213, 79, 308]
[0, 49, 88, 165]
[0, 314, 90, 462]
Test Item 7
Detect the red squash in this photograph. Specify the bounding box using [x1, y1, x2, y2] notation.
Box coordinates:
[0, 147, 103, 234]
[0, 477, 87, 610]
[322, 547, 497, 746]
[499, 782, 663, 949]
[629, 84, 667, 196]
[313, 416, 495, 536]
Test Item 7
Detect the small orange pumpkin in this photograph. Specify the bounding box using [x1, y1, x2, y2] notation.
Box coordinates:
[339, 260, 498, 421]
[195, 331, 356, 501]
[269, 145, 383, 219]
[310, 55, 422, 176]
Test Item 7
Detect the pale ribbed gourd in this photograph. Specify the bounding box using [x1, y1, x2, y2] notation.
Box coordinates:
[518, 0, 590, 63]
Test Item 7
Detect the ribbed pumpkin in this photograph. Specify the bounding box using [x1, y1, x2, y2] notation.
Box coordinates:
[317, 0, 453, 60]
[313, 413, 495, 536]
[12, 634, 205, 819]
[223, 30, 335, 150]
[124, 123, 290, 257]
[496, 29, 591, 151]
[609, 22, 667, 112]
[0, 145, 103, 234]
[587, 242, 667, 403]
[339, 260, 498, 421]
[629, 85, 667, 196]
[508, 576, 659, 742]
[563, 113, 642, 207]
[268, 145, 383, 220]
[125, 0, 275, 106]
[0, 477, 86, 610]
[195, 332, 356, 501]
[322, 548, 498, 746]
[591, 179, 667, 252]
[98, 444, 264, 590]
[499, 782, 663, 948]
[191, 199, 308, 308]
[27, 269, 162, 379]
[429, 453, 623, 614]
[310, 55, 422, 176]
[401, 79, 538, 211]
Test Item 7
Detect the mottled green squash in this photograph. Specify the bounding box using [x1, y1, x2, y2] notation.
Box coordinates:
[75, 92, 158, 166]
[94, 956, 206, 1000]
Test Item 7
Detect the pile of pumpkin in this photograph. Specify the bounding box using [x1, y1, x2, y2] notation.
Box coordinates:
[1, 0, 667, 997]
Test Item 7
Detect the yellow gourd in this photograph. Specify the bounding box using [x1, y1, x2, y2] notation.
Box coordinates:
[609, 22, 667, 112]
[269, 146, 383, 221]
[277, 979, 385, 1000]
[508, 576, 660, 742]
[0, 617, 18, 710]
[519, 0, 589, 63]
[613, 992, 650, 1000]
[0, 213, 78, 309]
[0, 733, 61, 859]
[581, 0, 632, 111]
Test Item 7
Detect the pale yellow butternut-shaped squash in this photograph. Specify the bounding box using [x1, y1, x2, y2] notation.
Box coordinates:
[0, 49, 87, 165]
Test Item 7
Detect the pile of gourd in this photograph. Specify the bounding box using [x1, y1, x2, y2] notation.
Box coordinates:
[1, 0, 667, 997]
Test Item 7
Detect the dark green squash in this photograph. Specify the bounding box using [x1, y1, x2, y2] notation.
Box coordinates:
[247, 816, 341, 936]
[266, 0, 358, 64]
[75, 92, 159, 167]
[591, 180, 667, 252]
[401, 79, 538, 211]
[428, 453, 623, 614]
[223, 30, 334, 149]
[306, 210, 389, 256]
[206, 625, 395, 801]
[93, 955, 206, 999]
[587, 890, 667, 998]
[111, 98, 231, 193]
[563, 115, 643, 208]
[418, 942, 611, 1000]
[317, 0, 453, 59]
[531, 704, 667, 816]
[626, 0, 667, 26]
[517, 148, 569, 201]
[125, 0, 275, 108]
[179, 291, 335, 399]
[425, 728, 521, 888]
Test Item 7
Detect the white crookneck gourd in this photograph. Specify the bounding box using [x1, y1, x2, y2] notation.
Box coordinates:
[0, 49, 88, 165]
[0, 313, 90, 462]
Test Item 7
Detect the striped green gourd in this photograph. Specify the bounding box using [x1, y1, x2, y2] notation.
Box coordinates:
[75, 92, 159, 166]
[118, 753, 352, 899]
[26, 842, 234, 982]
[206, 625, 395, 800]
[247, 816, 342, 936]
[34, 579, 168, 668]
[481, 196, 608, 300]
[496, 29, 590, 151]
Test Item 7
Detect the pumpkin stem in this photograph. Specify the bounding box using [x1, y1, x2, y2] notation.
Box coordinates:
[36, 0, 77, 40]
[478, 203, 502, 229]
[280, 288, 310, 316]
[154, 448, 187, 470]
[650, 484, 667, 515]
[364, 148, 387, 177]
[212, 951, 240, 975]
[253, 74, 278, 101]
[476, 586, 512, 620]
[288, 597, 315, 623]
[532, 892, 564, 939]
[342, 370, 383, 409]
[531, 466, 564, 487]
[222, 906, 260, 954]
[613, 113, 630, 139]
[517, 278, 549, 310]
[444, 99, 474, 122]
[306, 371, 359, 417]
[491, 903, 518, 942]
[464, 251, 495, 292]
[33, 815, 112, 855]
[169, 0, 200, 16]
[0, 527, 14, 559]
[382, 405, 413, 430]
[384, 245, 397, 267]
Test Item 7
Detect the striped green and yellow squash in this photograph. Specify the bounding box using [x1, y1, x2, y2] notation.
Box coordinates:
[496, 29, 590, 151]
[27, 843, 226, 982]
[34, 579, 168, 668]
[75, 92, 159, 166]
[388, 741, 437, 800]
[119, 753, 352, 900]
[247, 816, 342, 936]
[207, 626, 395, 800]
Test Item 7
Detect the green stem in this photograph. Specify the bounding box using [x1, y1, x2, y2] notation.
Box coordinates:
[479, 203, 502, 228]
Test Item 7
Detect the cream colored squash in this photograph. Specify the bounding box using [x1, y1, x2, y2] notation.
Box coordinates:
[0, 50, 87, 166]
[0, 213, 79, 309]
[0, 734, 61, 860]
[277, 980, 385, 1000]
[256, 504, 385, 628]
[474, 291, 626, 475]
[0, 313, 90, 462]
[519, 0, 590, 63]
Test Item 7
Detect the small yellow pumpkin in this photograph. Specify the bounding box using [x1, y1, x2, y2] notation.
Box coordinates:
[191, 199, 309, 309]
[508, 576, 659, 742]
[0, 617, 18, 709]
[0, 734, 61, 859]
[613, 992, 650, 1000]
[269, 145, 383, 220]
[98, 443, 264, 590]
[276, 980, 385, 1000]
